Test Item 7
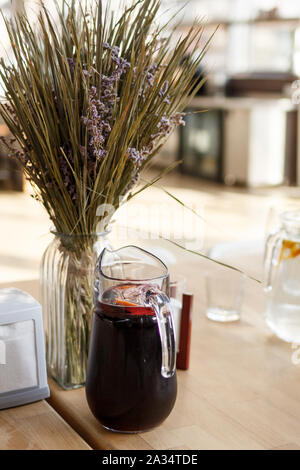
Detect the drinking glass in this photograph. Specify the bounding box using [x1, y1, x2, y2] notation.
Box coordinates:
[205, 271, 245, 322]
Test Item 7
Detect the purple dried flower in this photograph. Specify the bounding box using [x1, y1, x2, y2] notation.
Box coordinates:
[95, 149, 108, 160]
[139, 112, 186, 160]
[58, 147, 77, 202]
[147, 64, 158, 86]
[138, 63, 159, 98]
[159, 80, 169, 98]
[81, 70, 117, 165]
[127, 147, 148, 168]
[127, 147, 140, 162]
[170, 112, 185, 127]
[156, 115, 172, 135]
[103, 41, 130, 79]
[77, 39, 185, 195]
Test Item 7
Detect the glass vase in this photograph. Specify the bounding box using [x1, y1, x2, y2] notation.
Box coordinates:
[40, 231, 110, 390]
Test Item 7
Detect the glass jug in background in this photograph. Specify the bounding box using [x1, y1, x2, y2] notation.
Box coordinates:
[264, 211, 300, 343]
[86, 246, 177, 433]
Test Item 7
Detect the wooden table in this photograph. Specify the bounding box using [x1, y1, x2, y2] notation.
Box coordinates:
[0, 400, 91, 450]
[2, 276, 300, 450]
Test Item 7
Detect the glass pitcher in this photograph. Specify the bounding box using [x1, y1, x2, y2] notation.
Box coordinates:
[86, 245, 177, 433]
[264, 211, 300, 343]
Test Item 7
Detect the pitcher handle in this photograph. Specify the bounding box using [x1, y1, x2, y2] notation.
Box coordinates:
[264, 230, 284, 291]
[146, 290, 176, 379]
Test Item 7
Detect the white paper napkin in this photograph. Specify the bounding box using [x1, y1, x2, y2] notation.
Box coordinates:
[0, 320, 38, 394]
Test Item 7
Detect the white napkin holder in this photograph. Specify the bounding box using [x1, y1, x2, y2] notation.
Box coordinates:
[0, 288, 49, 409]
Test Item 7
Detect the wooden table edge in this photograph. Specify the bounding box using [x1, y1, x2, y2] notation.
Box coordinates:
[42, 399, 93, 450]
[47, 379, 115, 451]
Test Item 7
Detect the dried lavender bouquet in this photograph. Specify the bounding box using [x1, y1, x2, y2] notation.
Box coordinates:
[0, 0, 212, 388]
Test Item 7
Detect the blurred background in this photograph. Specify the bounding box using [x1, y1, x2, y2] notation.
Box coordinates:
[1, 0, 300, 285]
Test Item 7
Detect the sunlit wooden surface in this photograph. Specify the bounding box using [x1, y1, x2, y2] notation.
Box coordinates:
[0, 399, 91, 450]
[2, 177, 300, 450]
[4, 273, 300, 450]
[47, 278, 300, 450]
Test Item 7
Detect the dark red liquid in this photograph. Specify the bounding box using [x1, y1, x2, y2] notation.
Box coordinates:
[85, 290, 177, 433]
